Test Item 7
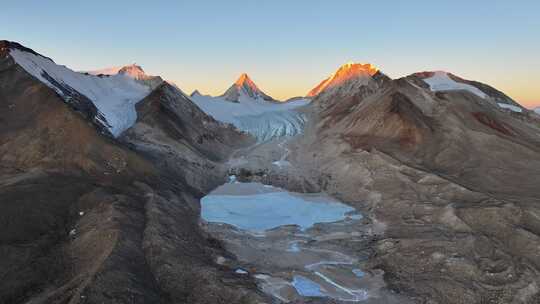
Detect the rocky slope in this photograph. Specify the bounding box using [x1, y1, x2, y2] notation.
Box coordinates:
[3, 39, 540, 304]
[284, 64, 540, 303]
[0, 41, 262, 304]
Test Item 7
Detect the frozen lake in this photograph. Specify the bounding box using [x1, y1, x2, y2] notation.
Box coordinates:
[199, 181, 392, 303]
[201, 182, 359, 232]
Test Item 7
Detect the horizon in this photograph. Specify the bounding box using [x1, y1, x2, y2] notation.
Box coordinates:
[2, 0, 539, 108]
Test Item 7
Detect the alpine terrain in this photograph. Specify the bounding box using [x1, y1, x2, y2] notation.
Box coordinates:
[2, 40, 540, 304]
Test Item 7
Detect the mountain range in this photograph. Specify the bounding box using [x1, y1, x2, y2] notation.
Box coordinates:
[1, 40, 540, 304]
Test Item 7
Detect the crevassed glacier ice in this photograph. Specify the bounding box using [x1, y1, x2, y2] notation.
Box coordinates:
[236, 111, 307, 142]
[191, 93, 309, 141]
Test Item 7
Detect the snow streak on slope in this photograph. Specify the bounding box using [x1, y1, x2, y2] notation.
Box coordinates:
[423, 71, 487, 98]
[10, 49, 151, 136]
[191, 93, 309, 141]
[534, 107, 540, 114]
[497, 103, 522, 113]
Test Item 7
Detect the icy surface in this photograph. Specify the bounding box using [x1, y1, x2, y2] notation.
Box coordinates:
[535, 107, 540, 114]
[287, 241, 302, 252]
[423, 71, 487, 98]
[201, 183, 356, 232]
[498, 103, 523, 113]
[352, 269, 365, 278]
[10, 49, 151, 136]
[292, 275, 326, 297]
[191, 93, 309, 141]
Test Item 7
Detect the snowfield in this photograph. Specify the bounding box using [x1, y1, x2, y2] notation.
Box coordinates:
[10, 49, 151, 136]
[191, 93, 309, 141]
[423, 71, 487, 98]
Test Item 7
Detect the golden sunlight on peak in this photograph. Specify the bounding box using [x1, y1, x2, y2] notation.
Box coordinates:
[235, 73, 253, 85]
[306, 62, 379, 97]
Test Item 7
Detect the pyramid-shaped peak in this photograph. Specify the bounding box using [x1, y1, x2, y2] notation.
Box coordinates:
[234, 73, 257, 88]
[222, 73, 275, 102]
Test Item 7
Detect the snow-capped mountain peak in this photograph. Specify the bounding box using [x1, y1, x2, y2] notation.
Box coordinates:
[221, 73, 275, 102]
[86, 64, 163, 90]
[7, 43, 152, 137]
[118, 64, 145, 77]
[415, 71, 525, 113]
[420, 71, 487, 99]
[87, 64, 145, 78]
[307, 62, 379, 97]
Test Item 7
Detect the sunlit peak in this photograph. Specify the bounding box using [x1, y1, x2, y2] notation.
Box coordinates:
[307, 62, 379, 97]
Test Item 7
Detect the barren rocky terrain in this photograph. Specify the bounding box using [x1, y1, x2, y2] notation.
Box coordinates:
[2, 40, 540, 303]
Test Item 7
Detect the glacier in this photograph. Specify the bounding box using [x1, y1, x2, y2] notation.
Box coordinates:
[10, 49, 151, 136]
[191, 93, 309, 141]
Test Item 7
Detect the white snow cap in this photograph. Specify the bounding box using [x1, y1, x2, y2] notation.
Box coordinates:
[423, 71, 487, 98]
[10, 49, 151, 136]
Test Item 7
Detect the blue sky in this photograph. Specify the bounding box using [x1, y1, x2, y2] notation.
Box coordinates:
[2, 0, 539, 106]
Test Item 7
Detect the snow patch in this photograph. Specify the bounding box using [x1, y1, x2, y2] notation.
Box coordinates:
[287, 241, 302, 253]
[10, 49, 151, 136]
[352, 269, 365, 278]
[423, 71, 487, 99]
[228, 175, 238, 183]
[498, 103, 522, 113]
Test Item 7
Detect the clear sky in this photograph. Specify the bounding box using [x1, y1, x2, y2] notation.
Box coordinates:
[2, 0, 539, 107]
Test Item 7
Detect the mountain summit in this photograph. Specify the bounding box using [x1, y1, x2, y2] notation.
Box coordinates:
[307, 62, 379, 97]
[87, 64, 163, 90]
[221, 73, 275, 102]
